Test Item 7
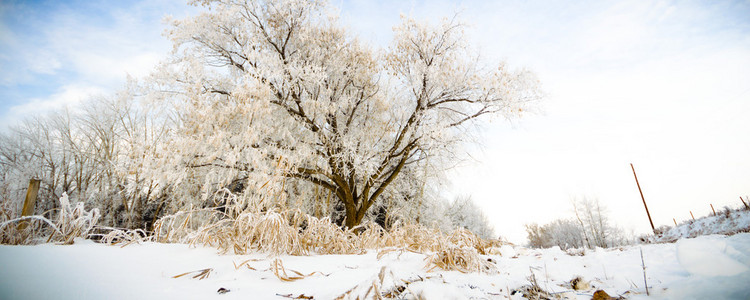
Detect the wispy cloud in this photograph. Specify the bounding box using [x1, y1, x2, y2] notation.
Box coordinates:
[0, 0, 195, 122]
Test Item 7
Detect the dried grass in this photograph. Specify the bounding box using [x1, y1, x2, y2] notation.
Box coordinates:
[172, 268, 213, 280]
[1, 193, 98, 245]
[513, 269, 561, 300]
[54, 193, 100, 244]
[99, 228, 150, 246]
[335, 266, 389, 300]
[425, 246, 497, 274]
[233, 258, 263, 270]
[149, 204, 496, 274]
[0, 215, 61, 245]
[335, 266, 435, 300]
[271, 258, 329, 281]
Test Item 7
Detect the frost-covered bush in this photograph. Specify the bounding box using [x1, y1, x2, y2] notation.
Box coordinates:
[0, 193, 99, 245]
[54, 193, 100, 244]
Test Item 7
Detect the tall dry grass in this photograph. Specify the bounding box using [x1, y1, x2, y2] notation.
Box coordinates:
[0, 193, 99, 245]
[2, 186, 500, 274]
[150, 206, 498, 274]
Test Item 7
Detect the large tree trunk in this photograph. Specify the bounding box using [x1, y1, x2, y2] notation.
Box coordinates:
[340, 192, 373, 228]
[343, 206, 368, 228]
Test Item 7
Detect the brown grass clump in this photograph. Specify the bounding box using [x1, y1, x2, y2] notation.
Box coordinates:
[384, 223, 446, 252]
[296, 213, 360, 254]
[425, 246, 497, 274]
[356, 222, 388, 249]
[152, 207, 225, 244]
[254, 211, 305, 255]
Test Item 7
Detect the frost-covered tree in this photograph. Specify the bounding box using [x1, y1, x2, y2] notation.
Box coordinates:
[525, 219, 586, 250]
[571, 196, 630, 248]
[0, 110, 94, 216]
[0, 85, 170, 230]
[448, 195, 495, 239]
[146, 0, 541, 228]
[526, 197, 630, 249]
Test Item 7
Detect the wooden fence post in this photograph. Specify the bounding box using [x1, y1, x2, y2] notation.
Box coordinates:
[710, 204, 716, 216]
[630, 163, 656, 234]
[741, 196, 749, 210]
[690, 211, 695, 221]
[18, 179, 41, 230]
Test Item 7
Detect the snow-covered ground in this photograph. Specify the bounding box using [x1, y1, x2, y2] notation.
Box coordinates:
[2, 233, 749, 299]
[651, 208, 750, 243]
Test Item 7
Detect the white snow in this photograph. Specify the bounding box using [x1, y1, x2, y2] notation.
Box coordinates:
[676, 235, 749, 277]
[498, 244, 517, 258]
[1, 234, 750, 299]
[655, 209, 750, 243]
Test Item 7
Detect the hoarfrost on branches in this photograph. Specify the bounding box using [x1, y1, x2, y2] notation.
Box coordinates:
[149, 0, 541, 227]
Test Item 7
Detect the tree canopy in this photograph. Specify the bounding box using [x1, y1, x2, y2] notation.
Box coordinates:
[148, 0, 542, 227]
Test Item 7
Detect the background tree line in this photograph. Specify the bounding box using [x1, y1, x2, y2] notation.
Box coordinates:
[525, 197, 631, 249]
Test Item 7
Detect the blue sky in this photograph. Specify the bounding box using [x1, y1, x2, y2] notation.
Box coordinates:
[2, 0, 749, 242]
[0, 0, 196, 125]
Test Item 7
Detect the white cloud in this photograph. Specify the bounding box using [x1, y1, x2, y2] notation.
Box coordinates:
[1, 0, 197, 127]
[1, 0, 195, 90]
[0, 84, 105, 129]
[39, 5, 173, 84]
[9, 84, 105, 115]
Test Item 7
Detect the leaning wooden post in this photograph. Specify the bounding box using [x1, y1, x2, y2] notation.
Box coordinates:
[18, 178, 42, 230]
[690, 211, 695, 221]
[630, 163, 656, 234]
[673, 218, 677, 226]
[741, 196, 749, 210]
[710, 204, 716, 216]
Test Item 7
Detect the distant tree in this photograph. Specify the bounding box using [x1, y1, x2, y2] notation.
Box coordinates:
[525, 223, 545, 248]
[148, 0, 541, 227]
[526, 196, 629, 249]
[571, 196, 628, 248]
[525, 219, 586, 250]
[448, 195, 495, 239]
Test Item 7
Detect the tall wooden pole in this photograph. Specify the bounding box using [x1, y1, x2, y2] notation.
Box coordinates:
[631, 163, 656, 234]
